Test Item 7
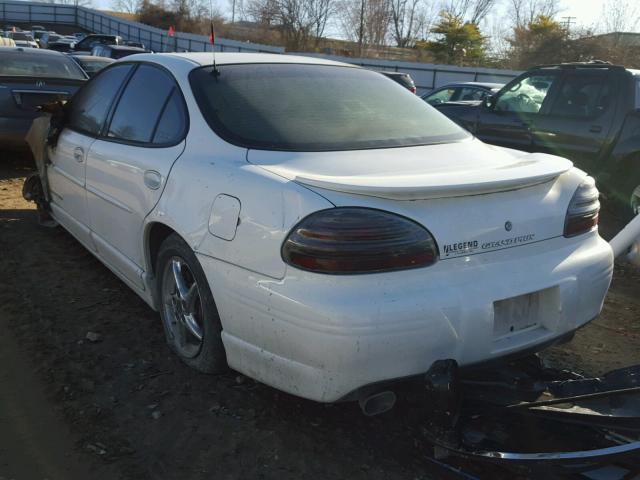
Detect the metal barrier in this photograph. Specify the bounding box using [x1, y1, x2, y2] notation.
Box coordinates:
[0, 0, 284, 53]
[298, 53, 522, 94]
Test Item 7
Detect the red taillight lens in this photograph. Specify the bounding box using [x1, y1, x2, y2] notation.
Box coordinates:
[282, 208, 438, 274]
[564, 177, 600, 238]
[410, 86, 417, 94]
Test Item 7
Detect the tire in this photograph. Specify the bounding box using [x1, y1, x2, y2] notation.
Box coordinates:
[156, 233, 227, 373]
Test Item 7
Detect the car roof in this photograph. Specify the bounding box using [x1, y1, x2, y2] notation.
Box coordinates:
[434, 81, 503, 89]
[125, 52, 352, 69]
[74, 55, 115, 62]
[104, 45, 146, 51]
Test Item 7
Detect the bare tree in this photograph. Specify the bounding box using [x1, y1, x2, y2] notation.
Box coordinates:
[601, 0, 639, 34]
[339, 0, 391, 52]
[509, 0, 561, 27]
[246, 0, 335, 49]
[388, 0, 424, 47]
[442, 0, 497, 24]
[111, 0, 140, 13]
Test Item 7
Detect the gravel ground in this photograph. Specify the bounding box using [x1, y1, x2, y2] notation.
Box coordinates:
[1, 155, 639, 480]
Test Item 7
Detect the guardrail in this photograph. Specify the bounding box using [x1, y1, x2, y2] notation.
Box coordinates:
[0, 0, 283, 53]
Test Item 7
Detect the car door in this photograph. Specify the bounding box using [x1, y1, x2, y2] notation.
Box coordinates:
[85, 63, 188, 289]
[47, 63, 134, 248]
[475, 71, 561, 151]
[531, 70, 619, 175]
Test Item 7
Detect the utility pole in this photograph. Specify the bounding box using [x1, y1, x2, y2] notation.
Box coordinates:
[231, 0, 236, 23]
[562, 16, 576, 35]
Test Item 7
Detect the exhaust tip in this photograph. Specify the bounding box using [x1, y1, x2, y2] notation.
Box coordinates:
[359, 391, 396, 416]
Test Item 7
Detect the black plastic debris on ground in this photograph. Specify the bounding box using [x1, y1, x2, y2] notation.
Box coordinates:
[416, 356, 640, 479]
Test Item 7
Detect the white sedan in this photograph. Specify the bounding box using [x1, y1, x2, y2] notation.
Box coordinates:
[42, 53, 612, 404]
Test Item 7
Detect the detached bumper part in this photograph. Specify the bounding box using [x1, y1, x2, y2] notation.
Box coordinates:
[422, 357, 640, 473]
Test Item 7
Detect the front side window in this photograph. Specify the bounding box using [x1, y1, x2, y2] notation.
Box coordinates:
[107, 64, 183, 144]
[495, 74, 557, 113]
[190, 64, 469, 151]
[426, 88, 457, 105]
[68, 64, 132, 136]
[459, 87, 489, 101]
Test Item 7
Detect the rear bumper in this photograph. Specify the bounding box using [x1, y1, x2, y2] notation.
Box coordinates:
[198, 233, 613, 402]
[0, 116, 34, 149]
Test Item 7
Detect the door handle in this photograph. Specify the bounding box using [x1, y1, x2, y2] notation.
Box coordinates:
[589, 125, 603, 133]
[73, 147, 84, 163]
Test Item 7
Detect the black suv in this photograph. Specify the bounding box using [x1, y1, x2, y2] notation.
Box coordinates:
[70, 34, 123, 54]
[436, 62, 640, 219]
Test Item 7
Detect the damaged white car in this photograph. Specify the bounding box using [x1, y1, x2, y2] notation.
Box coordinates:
[32, 53, 613, 406]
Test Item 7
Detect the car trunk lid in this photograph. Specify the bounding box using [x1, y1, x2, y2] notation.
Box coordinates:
[248, 139, 580, 259]
[247, 139, 572, 201]
[0, 77, 83, 118]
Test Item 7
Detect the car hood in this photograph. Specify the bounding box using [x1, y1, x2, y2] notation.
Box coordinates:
[246, 138, 573, 200]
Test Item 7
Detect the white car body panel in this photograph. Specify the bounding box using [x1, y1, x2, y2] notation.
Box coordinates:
[85, 138, 185, 290]
[47, 129, 95, 248]
[46, 53, 615, 403]
[247, 139, 573, 200]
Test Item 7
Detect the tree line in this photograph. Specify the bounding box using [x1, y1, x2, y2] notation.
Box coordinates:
[106, 0, 640, 69]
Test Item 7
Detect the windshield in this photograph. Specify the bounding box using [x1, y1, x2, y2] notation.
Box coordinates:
[189, 63, 469, 151]
[0, 51, 86, 79]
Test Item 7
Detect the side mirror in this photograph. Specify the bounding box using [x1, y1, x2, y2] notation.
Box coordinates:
[483, 95, 496, 109]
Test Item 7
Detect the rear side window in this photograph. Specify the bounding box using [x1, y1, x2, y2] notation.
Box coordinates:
[68, 64, 132, 136]
[152, 90, 187, 144]
[550, 73, 611, 118]
[107, 64, 185, 145]
[190, 64, 468, 151]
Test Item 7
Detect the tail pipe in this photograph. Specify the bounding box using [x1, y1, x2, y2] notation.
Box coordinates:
[358, 391, 396, 416]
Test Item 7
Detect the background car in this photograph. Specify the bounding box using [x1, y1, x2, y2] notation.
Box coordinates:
[35, 53, 612, 408]
[124, 40, 145, 49]
[70, 34, 123, 54]
[47, 36, 79, 52]
[380, 71, 417, 93]
[39, 31, 62, 49]
[90, 44, 149, 59]
[423, 82, 503, 105]
[31, 25, 45, 31]
[70, 55, 115, 77]
[0, 47, 86, 150]
[6, 31, 38, 48]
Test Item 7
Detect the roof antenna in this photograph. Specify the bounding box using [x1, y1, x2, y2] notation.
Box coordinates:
[209, 0, 220, 77]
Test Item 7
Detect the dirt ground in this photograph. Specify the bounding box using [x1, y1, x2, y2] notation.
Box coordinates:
[1, 155, 639, 480]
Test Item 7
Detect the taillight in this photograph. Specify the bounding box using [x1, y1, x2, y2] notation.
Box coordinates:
[564, 177, 600, 238]
[410, 86, 417, 94]
[282, 208, 438, 274]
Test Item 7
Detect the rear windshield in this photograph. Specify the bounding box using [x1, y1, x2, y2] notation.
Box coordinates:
[0, 51, 86, 79]
[10, 32, 33, 41]
[189, 63, 469, 151]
